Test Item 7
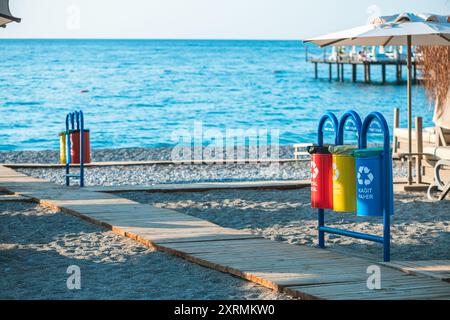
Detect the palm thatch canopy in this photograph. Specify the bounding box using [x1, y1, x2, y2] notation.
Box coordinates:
[416, 46, 450, 129]
[0, 0, 20, 28]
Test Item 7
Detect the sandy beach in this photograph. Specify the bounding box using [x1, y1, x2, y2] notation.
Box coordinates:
[0, 201, 290, 300]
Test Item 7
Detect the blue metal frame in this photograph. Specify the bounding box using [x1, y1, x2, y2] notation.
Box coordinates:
[316, 110, 393, 262]
[65, 110, 85, 187]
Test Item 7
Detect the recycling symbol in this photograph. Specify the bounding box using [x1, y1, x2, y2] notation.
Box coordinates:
[333, 163, 340, 181]
[357, 166, 374, 186]
[311, 161, 319, 179]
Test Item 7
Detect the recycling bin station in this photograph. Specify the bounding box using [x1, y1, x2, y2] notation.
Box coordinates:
[313, 110, 394, 262]
[63, 110, 88, 187]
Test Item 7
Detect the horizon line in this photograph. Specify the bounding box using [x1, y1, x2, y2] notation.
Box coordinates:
[0, 37, 306, 42]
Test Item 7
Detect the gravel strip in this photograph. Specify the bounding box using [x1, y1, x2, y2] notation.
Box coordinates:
[0, 201, 291, 300]
[16, 159, 409, 187]
[0, 146, 295, 164]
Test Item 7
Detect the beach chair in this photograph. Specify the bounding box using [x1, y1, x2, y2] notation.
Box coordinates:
[293, 143, 313, 160]
[427, 159, 450, 200]
[393, 106, 450, 185]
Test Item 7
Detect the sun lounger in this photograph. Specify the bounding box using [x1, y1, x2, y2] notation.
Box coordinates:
[427, 159, 450, 200]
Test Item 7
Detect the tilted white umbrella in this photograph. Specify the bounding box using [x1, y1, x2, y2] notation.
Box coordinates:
[305, 12, 450, 185]
[0, 0, 20, 28]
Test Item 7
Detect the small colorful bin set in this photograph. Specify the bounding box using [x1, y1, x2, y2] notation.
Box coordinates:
[308, 110, 394, 261]
[59, 110, 91, 187]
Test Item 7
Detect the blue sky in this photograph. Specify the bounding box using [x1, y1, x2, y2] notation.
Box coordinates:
[3, 0, 450, 39]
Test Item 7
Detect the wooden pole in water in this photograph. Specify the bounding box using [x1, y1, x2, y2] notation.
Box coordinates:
[314, 62, 318, 79]
[329, 63, 332, 81]
[382, 64, 386, 84]
[352, 64, 356, 82]
[340, 64, 344, 82]
[336, 63, 340, 81]
[364, 64, 367, 83]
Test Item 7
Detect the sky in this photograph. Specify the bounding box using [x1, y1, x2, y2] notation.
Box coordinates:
[2, 0, 450, 39]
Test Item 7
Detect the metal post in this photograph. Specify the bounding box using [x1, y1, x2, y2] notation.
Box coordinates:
[407, 36, 413, 185]
[65, 114, 71, 186]
[393, 108, 400, 154]
[318, 209, 325, 248]
[415, 116, 423, 184]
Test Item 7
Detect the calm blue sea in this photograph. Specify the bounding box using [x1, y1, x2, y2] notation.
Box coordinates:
[0, 39, 430, 151]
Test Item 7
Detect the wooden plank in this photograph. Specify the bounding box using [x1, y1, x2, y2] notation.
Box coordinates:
[382, 260, 450, 282]
[285, 278, 450, 300]
[0, 195, 32, 202]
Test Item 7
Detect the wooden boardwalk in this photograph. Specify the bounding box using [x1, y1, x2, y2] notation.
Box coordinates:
[1, 165, 449, 300]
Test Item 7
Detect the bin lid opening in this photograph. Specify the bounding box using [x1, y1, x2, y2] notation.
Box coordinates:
[307, 145, 332, 154]
[353, 147, 384, 158]
[329, 145, 358, 155]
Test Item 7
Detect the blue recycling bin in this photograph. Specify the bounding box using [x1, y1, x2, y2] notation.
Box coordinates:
[354, 148, 383, 216]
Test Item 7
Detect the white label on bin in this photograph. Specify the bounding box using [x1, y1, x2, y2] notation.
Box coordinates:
[357, 166, 374, 186]
[358, 187, 374, 200]
[311, 161, 319, 179]
[332, 163, 340, 181]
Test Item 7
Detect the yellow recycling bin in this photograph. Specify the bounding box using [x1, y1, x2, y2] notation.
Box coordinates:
[330, 146, 357, 213]
[59, 132, 67, 164]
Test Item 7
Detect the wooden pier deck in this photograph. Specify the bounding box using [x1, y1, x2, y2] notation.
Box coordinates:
[1, 164, 449, 300]
[309, 57, 418, 84]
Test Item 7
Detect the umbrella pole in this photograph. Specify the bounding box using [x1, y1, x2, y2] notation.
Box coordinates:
[407, 36, 413, 185]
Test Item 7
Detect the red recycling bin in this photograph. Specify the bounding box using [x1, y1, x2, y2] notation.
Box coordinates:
[70, 129, 91, 164]
[308, 146, 333, 209]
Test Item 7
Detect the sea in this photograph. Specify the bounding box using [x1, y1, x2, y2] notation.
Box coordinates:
[0, 39, 430, 151]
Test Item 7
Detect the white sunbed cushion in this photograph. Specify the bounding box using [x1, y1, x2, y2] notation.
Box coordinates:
[423, 146, 450, 160]
[394, 127, 436, 144]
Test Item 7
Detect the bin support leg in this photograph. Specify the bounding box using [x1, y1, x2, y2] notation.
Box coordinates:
[318, 209, 325, 248]
[383, 212, 390, 262]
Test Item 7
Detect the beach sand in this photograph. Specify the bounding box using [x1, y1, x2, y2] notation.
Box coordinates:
[0, 201, 291, 300]
[119, 188, 450, 261]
